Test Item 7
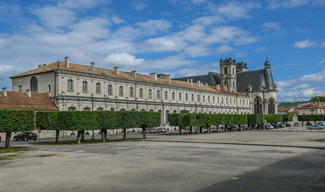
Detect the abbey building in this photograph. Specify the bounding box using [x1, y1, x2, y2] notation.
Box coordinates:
[10, 57, 277, 126]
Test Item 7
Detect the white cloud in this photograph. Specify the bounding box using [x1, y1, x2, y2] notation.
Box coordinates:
[214, 2, 261, 19]
[133, 1, 148, 11]
[192, 0, 207, 5]
[318, 59, 325, 65]
[185, 44, 210, 57]
[136, 20, 172, 34]
[267, 0, 310, 9]
[216, 45, 234, 54]
[294, 39, 316, 48]
[192, 15, 225, 26]
[261, 22, 281, 31]
[322, 42, 325, 47]
[104, 53, 144, 67]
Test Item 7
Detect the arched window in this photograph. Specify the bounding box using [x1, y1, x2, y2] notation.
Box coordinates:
[156, 90, 160, 99]
[268, 98, 275, 114]
[192, 94, 194, 102]
[185, 93, 188, 101]
[179, 93, 182, 101]
[164, 91, 168, 100]
[172, 92, 175, 100]
[148, 89, 152, 99]
[208, 96, 210, 103]
[68, 107, 76, 111]
[68, 79, 73, 91]
[224, 81, 228, 88]
[254, 97, 262, 114]
[97, 107, 104, 111]
[224, 67, 228, 74]
[119, 86, 123, 96]
[130, 87, 134, 97]
[108, 85, 113, 95]
[213, 96, 215, 103]
[83, 107, 91, 111]
[203, 95, 205, 102]
[197, 95, 200, 102]
[139, 88, 143, 98]
[96, 83, 101, 93]
[30, 76, 38, 93]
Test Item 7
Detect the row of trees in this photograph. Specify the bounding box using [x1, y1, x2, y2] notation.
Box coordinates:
[298, 115, 325, 126]
[168, 113, 286, 133]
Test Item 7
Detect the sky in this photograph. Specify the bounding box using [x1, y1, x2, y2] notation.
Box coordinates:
[0, 0, 324, 102]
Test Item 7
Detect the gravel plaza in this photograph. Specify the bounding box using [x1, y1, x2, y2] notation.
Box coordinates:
[0, 131, 325, 192]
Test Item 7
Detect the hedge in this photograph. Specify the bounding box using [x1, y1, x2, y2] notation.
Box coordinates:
[298, 114, 325, 125]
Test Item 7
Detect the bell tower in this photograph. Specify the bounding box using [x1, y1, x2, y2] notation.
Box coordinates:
[219, 58, 237, 92]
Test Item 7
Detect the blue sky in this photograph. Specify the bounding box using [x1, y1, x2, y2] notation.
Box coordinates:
[0, 0, 324, 102]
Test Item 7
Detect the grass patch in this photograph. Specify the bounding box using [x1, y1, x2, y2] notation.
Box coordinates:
[35, 139, 138, 145]
[0, 147, 28, 153]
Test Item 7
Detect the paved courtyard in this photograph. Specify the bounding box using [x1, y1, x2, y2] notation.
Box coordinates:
[0, 131, 325, 192]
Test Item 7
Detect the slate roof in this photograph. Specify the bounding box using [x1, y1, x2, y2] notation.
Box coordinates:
[0, 91, 58, 111]
[11, 61, 247, 96]
[174, 68, 276, 93]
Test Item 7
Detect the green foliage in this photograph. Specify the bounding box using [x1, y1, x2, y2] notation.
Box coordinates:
[311, 96, 325, 102]
[136, 111, 160, 128]
[168, 113, 179, 126]
[247, 114, 263, 124]
[265, 114, 283, 123]
[0, 109, 34, 133]
[298, 115, 325, 122]
[234, 114, 248, 125]
[282, 114, 293, 122]
[278, 101, 307, 108]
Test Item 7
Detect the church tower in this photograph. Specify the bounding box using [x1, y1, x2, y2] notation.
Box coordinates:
[219, 58, 237, 92]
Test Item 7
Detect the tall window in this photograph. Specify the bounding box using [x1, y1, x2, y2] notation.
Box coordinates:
[185, 93, 188, 101]
[130, 87, 134, 97]
[224, 67, 228, 74]
[254, 97, 262, 114]
[119, 86, 124, 96]
[82, 81, 88, 92]
[139, 88, 143, 98]
[268, 98, 275, 114]
[148, 89, 152, 99]
[192, 94, 194, 102]
[172, 92, 175, 100]
[30, 76, 38, 93]
[203, 95, 205, 102]
[213, 96, 215, 103]
[18, 85, 22, 92]
[108, 85, 113, 95]
[96, 83, 101, 93]
[68, 80, 73, 91]
[208, 96, 210, 103]
[197, 95, 200, 102]
[164, 91, 168, 100]
[48, 85, 51, 93]
[217, 97, 219, 104]
[179, 93, 182, 101]
[157, 90, 160, 99]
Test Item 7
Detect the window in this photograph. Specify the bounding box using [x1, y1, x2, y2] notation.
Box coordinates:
[208, 96, 210, 103]
[197, 95, 200, 102]
[254, 97, 262, 114]
[148, 89, 152, 99]
[179, 93, 182, 101]
[172, 92, 175, 100]
[230, 98, 232, 105]
[203, 95, 205, 102]
[192, 94, 194, 102]
[18, 85, 22, 92]
[97, 107, 104, 111]
[30, 76, 38, 93]
[217, 97, 219, 104]
[139, 88, 143, 98]
[130, 87, 134, 97]
[157, 90, 160, 99]
[185, 93, 188, 101]
[108, 85, 113, 95]
[68, 107, 76, 111]
[83, 107, 91, 111]
[268, 98, 275, 114]
[68, 80, 73, 91]
[213, 96, 215, 103]
[82, 81, 88, 92]
[224, 67, 228, 75]
[48, 85, 51, 93]
[119, 86, 124, 96]
[164, 91, 168, 100]
[96, 83, 101, 93]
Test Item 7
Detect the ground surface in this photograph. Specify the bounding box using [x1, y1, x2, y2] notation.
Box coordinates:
[0, 131, 325, 192]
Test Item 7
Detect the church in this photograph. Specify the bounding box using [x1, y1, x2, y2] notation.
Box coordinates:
[9, 57, 277, 126]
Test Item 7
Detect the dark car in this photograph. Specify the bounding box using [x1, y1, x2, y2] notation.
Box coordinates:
[272, 124, 279, 129]
[156, 128, 167, 133]
[286, 123, 291, 127]
[279, 124, 286, 128]
[13, 132, 38, 141]
[145, 128, 157, 134]
[294, 122, 299, 126]
[265, 125, 274, 130]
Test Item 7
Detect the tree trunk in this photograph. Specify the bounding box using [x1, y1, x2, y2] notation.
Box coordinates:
[224, 124, 227, 132]
[200, 126, 202, 133]
[92, 130, 95, 141]
[77, 131, 82, 144]
[123, 128, 126, 140]
[5, 132, 11, 148]
[142, 128, 146, 139]
[81, 130, 85, 142]
[55, 130, 60, 143]
[179, 126, 182, 134]
[217, 125, 219, 132]
[101, 129, 107, 142]
[190, 126, 193, 134]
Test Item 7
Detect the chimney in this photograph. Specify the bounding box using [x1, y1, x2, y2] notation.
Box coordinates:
[190, 79, 193, 87]
[131, 71, 137, 77]
[65, 56, 70, 69]
[149, 73, 157, 80]
[187, 79, 189, 86]
[2, 87, 7, 97]
[216, 84, 220, 91]
[197, 80, 201, 87]
[38, 65, 42, 68]
[205, 83, 208, 87]
[26, 89, 31, 98]
[167, 74, 171, 84]
[114, 67, 119, 75]
[91, 62, 95, 72]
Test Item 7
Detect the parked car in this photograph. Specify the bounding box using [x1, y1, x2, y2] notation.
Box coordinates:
[279, 124, 286, 128]
[317, 122, 324, 125]
[265, 125, 274, 130]
[286, 123, 291, 127]
[294, 122, 299, 126]
[0, 135, 1, 142]
[272, 124, 280, 129]
[145, 128, 157, 134]
[307, 124, 324, 130]
[13, 132, 38, 141]
[228, 125, 240, 131]
[156, 128, 167, 133]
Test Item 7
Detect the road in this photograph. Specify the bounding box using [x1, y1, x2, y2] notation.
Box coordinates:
[0, 131, 325, 192]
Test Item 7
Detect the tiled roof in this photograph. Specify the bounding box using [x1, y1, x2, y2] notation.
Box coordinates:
[0, 91, 58, 111]
[11, 61, 248, 96]
[297, 105, 325, 109]
[278, 108, 291, 112]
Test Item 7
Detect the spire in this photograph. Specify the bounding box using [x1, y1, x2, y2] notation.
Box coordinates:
[264, 57, 271, 68]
